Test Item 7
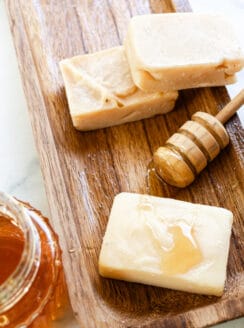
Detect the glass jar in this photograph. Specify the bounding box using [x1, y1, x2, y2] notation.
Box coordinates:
[0, 192, 71, 328]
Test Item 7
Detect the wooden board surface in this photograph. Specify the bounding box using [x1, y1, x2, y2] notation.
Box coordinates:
[6, 0, 244, 327]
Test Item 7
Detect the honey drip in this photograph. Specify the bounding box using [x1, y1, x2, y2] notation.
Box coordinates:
[161, 225, 203, 275]
[139, 196, 203, 276]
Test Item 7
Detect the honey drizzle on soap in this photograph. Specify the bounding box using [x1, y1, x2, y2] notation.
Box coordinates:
[161, 224, 203, 275]
[138, 196, 203, 275]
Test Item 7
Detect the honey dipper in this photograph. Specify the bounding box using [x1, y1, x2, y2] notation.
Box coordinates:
[153, 90, 244, 188]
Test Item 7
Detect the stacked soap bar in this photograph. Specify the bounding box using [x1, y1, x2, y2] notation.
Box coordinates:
[60, 47, 178, 131]
[99, 193, 233, 296]
[60, 13, 244, 131]
[125, 13, 244, 92]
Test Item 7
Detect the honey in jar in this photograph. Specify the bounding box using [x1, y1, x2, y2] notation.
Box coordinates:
[0, 192, 71, 327]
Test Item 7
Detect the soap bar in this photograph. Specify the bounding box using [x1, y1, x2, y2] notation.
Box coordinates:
[124, 13, 244, 92]
[99, 193, 233, 296]
[60, 47, 178, 130]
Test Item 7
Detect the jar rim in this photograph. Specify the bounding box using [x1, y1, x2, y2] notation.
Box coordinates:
[0, 192, 41, 313]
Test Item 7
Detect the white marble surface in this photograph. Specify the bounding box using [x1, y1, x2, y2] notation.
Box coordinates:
[0, 0, 243, 327]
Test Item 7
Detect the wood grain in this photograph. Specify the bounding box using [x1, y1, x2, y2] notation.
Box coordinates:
[5, 0, 244, 327]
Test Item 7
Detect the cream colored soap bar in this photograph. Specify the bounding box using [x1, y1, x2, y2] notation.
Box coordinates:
[99, 193, 233, 296]
[125, 13, 244, 92]
[60, 47, 178, 130]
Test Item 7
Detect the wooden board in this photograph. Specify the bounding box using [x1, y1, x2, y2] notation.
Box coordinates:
[6, 0, 244, 327]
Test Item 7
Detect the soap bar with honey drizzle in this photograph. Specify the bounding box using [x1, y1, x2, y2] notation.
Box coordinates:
[99, 193, 233, 296]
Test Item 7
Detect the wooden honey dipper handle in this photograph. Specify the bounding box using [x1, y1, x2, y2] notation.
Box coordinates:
[153, 89, 244, 188]
[215, 89, 244, 124]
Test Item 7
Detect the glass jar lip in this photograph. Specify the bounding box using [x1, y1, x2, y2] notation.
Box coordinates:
[0, 192, 41, 313]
